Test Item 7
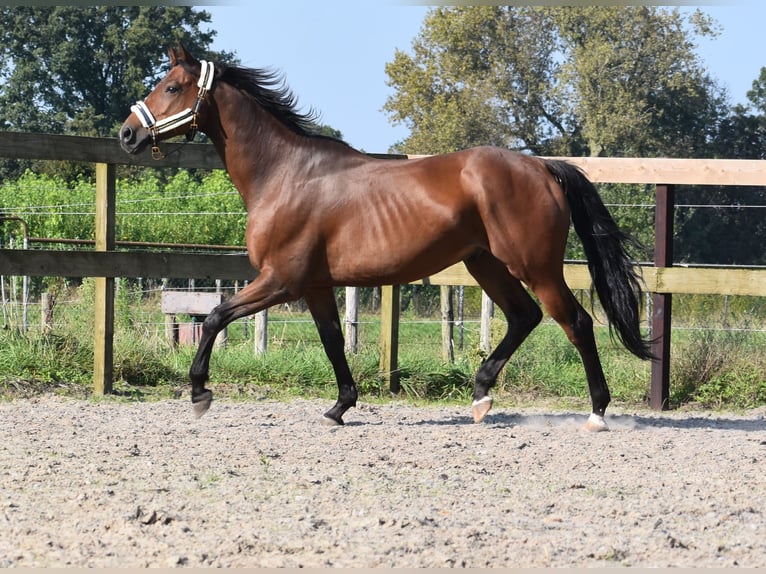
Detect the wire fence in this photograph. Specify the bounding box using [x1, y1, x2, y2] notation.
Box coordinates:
[2, 279, 765, 348]
[3, 181, 766, 355]
[2, 181, 765, 217]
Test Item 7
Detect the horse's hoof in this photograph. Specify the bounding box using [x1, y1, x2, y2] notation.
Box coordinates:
[321, 414, 344, 427]
[192, 390, 213, 419]
[472, 396, 493, 423]
[583, 413, 609, 432]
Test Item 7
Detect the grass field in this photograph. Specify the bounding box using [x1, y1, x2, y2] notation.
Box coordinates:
[1, 280, 764, 411]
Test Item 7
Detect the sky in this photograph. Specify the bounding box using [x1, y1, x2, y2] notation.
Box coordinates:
[201, 2, 766, 154]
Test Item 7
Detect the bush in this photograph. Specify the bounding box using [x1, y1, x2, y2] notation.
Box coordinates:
[670, 327, 766, 409]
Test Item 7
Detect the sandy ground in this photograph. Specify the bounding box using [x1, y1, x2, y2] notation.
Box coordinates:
[0, 395, 764, 567]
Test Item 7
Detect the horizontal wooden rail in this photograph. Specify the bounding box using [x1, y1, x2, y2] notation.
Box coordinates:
[543, 156, 766, 186]
[2, 133, 765, 184]
[407, 153, 766, 186]
[417, 262, 766, 297]
[0, 249, 257, 281]
[4, 250, 765, 297]
[0, 131, 225, 169]
[0, 131, 405, 168]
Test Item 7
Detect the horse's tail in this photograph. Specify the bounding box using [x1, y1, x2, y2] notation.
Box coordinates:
[544, 159, 654, 360]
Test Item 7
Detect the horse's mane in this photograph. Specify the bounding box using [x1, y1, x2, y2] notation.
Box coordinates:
[215, 63, 347, 145]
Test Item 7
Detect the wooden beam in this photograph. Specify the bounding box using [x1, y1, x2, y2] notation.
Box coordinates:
[344, 286, 359, 353]
[440, 285, 454, 362]
[379, 285, 401, 394]
[0, 131, 403, 169]
[650, 267, 766, 297]
[542, 157, 766, 186]
[0, 131, 225, 170]
[0, 250, 256, 280]
[160, 291, 223, 315]
[4, 250, 766, 297]
[5, 132, 766, 185]
[650, 184, 675, 411]
[408, 154, 766, 186]
[93, 163, 116, 395]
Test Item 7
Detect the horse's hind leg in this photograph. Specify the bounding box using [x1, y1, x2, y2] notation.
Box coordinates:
[530, 278, 611, 431]
[464, 252, 543, 423]
[304, 288, 358, 426]
[189, 271, 292, 417]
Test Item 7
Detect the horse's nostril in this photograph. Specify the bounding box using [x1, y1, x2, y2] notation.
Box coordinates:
[121, 126, 133, 143]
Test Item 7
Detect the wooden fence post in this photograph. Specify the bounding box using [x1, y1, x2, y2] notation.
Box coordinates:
[41, 291, 54, 335]
[650, 183, 675, 410]
[480, 290, 494, 354]
[379, 284, 400, 393]
[456, 285, 465, 351]
[93, 163, 116, 395]
[344, 286, 359, 353]
[441, 285, 454, 362]
[254, 309, 268, 355]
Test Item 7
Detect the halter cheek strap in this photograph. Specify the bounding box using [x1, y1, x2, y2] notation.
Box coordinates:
[130, 60, 215, 159]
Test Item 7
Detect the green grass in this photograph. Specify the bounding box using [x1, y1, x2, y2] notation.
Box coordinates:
[1, 284, 765, 412]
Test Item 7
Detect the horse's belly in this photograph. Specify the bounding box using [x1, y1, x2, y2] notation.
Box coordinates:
[325, 232, 477, 287]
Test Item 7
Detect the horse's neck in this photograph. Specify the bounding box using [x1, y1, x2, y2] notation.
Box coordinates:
[208, 97, 284, 176]
[207, 88, 351, 203]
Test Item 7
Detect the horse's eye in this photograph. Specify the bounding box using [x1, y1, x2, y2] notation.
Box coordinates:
[166, 85, 180, 94]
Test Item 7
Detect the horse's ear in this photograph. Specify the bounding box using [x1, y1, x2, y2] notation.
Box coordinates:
[169, 44, 199, 68]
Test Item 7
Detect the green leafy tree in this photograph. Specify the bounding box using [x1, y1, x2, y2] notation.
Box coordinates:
[313, 124, 344, 140]
[384, 6, 575, 156]
[384, 6, 726, 159]
[0, 7, 236, 181]
[556, 7, 726, 158]
[744, 67, 766, 115]
[714, 68, 766, 160]
[0, 6, 235, 136]
[676, 69, 766, 266]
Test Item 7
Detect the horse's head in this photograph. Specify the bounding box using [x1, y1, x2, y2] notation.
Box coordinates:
[119, 45, 215, 158]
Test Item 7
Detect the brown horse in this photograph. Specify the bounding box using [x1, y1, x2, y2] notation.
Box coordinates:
[120, 46, 652, 431]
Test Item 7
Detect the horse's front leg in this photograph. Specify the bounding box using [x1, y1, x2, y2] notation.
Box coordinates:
[189, 271, 292, 417]
[304, 288, 358, 425]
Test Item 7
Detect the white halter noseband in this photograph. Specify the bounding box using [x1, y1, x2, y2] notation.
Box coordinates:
[131, 60, 215, 159]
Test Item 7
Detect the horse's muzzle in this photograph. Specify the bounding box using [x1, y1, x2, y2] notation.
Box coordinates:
[119, 121, 150, 155]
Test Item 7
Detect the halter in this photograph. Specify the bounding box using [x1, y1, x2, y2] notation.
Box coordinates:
[131, 60, 215, 160]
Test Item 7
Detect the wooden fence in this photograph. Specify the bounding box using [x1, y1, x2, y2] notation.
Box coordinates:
[2, 132, 766, 410]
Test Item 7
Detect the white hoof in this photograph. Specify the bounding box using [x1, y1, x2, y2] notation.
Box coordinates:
[192, 395, 212, 419]
[321, 415, 342, 427]
[583, 413, 609, 432]
[472, 396, 493, 423]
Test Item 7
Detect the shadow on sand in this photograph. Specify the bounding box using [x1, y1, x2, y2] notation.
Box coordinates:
[406, 409, 765, 433]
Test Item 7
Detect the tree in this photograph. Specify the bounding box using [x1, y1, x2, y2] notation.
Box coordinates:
[0, 7, 236, 137]
[313, 124, 344, 140]
[384, 6, 727, 159]
[675, 69, 766, 266]
[714, 68, 766, 160]
[384, 6, 576, 156]
[556, 7, 726, 158]
[0, 7, 236, 180]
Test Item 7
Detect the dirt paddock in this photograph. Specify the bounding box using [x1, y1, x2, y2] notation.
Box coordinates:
[0, 395, 764, 567]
